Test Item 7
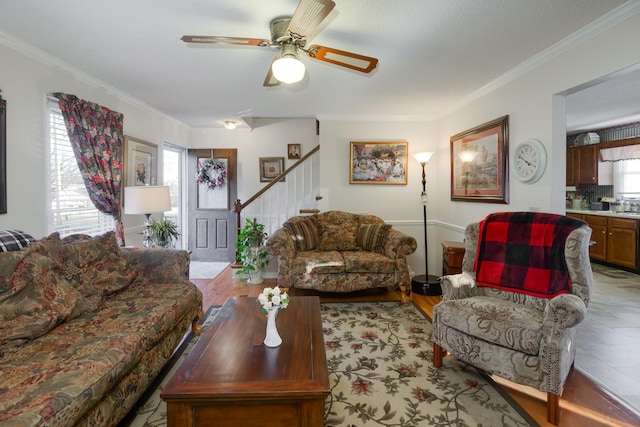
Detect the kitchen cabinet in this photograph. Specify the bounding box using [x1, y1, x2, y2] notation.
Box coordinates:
[607, 217, 638, 269]
[566, 145, 612, 185]
[580, 214, 638, 270]
[584, 215, 607, 261]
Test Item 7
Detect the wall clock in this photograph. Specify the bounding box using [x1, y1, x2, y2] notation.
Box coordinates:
[512, 138, 547, 184]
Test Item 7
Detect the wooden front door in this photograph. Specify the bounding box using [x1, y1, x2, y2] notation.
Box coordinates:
[187, 149, 237, 261]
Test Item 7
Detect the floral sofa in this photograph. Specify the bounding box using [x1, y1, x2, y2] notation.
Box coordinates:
[0, 230, 203, 427]
[266, 211, 417, 292]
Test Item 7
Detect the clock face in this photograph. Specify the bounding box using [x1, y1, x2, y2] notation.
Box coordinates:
[513, 139, 546, 183]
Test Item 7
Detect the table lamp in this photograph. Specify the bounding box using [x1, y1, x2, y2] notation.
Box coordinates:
[124, 186, 171, 247]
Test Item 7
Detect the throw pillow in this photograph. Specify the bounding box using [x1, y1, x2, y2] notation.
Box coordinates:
[62, 231, 136, 297]
[284, 217, 320, 251]
[0, 229, 36, 252]
[357, 223, 392, 253]
[0, 233, 63, 302]
[0, 233, 84, 351]
[318, 224, 358, 251]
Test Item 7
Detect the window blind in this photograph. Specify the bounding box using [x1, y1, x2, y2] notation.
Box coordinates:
[48, 98, 113, 237]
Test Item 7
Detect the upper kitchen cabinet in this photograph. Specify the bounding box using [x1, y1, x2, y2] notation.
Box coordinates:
[566, 144, 612, 185]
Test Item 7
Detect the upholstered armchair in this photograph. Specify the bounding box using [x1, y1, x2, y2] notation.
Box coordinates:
[432, 212, 594, 425]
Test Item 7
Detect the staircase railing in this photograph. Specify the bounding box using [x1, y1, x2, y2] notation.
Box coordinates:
[233, 145, 321, 264]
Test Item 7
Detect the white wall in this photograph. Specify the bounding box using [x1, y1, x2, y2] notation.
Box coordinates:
[1, 9, 640, 277]
[189, 118, 319, 203]
[0, 43, 191, 242]
[316, 118, 441, 276]
[433, 10, 640, 235]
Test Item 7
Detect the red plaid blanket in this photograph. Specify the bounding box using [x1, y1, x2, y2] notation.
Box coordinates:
[474, 212, 586, 298]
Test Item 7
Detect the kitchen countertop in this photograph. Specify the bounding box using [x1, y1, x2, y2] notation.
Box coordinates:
[566, 209, 640, 219]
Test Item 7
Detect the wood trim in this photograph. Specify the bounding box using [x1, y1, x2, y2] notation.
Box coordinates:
[597, 136, 640, 150]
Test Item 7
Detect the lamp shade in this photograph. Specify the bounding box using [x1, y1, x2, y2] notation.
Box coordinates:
[412, 152, 434, 164]
[124, 186, 171, 215]
[272, 56, 305, 84]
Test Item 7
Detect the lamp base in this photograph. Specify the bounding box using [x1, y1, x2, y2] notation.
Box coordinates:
[411, 274, 442, 296]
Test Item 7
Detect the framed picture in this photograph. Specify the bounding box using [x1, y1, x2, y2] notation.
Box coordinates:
[450, 115, 509, 203]
[0, 95, 6, 214]
[349, 141, 408, 184]
[124, 136, 158, 188]
[287, 143, 301, 160]
[259, 157, 285, 182]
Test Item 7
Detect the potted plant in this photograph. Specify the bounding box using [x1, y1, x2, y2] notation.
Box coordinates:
[235, 218, 269, 284]
[149, 217, 180, 248]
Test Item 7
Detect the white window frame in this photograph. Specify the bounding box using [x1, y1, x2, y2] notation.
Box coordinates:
[163, 142, 187, 249]
[47, 98, 113, 237]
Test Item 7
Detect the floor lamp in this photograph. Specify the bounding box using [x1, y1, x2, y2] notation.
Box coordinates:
[411, 152, 441, 296]
[124, 186, 171, 247]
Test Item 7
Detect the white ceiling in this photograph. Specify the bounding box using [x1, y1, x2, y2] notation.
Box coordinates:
[0, 0, 638, 130]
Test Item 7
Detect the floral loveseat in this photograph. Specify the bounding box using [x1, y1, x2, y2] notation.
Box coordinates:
[0, 230, 202, 427]
[266, 211, 417, 292]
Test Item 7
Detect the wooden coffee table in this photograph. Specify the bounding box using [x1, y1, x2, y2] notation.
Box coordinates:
[161, 295, 330, 427]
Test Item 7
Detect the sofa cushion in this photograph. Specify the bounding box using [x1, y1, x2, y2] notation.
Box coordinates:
[436, 296, 544, 355]
[292, 250, 345, 274]
[343, 251, 397, 273]
[357, 223, 391, 253]
[318, 224, 358, 251]
[62, 231, 137, 298]
[0, 230, 36, 252]
[0, 234, 85, 355]
[0, 329, 145, 426]
[284, 216, 320, 251]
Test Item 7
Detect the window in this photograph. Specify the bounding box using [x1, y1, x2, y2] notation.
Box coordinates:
[163, 143, 186, 249]
[620, 159, 640, 194]
[48, 99, 113, 236]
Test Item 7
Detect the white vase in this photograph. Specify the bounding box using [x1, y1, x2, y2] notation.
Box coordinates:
[264, 307, 282, 347]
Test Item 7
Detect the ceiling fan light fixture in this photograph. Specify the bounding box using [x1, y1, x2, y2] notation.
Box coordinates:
[272, 47, 305, 84]
[224, 120, 237, 130]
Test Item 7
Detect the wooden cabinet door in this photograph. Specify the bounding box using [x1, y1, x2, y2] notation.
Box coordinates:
[607, 218, 638, 269]
[566, 148, 577, 186]
[585, 215, 607, 261]
[576, 145, 598, 184]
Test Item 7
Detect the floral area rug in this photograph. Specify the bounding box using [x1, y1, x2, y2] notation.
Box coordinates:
[322, 301, 537, 427]
[122, 302, 538, 427]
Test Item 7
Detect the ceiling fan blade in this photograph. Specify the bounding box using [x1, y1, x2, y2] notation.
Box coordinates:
[263, 56, 281, 87]
[181, 35, 270, 47]
[306, 45, 378, 73]
[287, 0, 335, 41]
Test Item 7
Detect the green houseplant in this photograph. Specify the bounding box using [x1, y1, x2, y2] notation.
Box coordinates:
[149, 217, 180, 248]
[235, 218, 269, 284]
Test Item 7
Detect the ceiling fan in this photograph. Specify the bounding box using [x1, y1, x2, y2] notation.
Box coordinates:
[181, 0, 379, 86]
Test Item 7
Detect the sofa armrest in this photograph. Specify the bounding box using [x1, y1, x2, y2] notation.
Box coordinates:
[440, 273, 479, 300]
[120, 248, 191, 284]
[266, 228, 296, 258]
[382, 229, 417, 259]
[543, 293, 587, 330]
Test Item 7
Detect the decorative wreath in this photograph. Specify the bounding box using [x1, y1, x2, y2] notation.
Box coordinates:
[195, 158, 227, 190]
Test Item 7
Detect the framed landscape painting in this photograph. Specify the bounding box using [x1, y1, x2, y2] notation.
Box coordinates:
[450, 116, 509, 203]
[349, 141, 408, 185]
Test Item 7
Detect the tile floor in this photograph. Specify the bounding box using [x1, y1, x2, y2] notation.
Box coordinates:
[576, 263, 640, 415]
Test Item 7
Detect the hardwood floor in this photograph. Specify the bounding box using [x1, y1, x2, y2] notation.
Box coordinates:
[191, 267, 640, 427]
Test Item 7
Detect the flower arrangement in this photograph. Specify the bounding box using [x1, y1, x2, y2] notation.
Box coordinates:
[257, 286, 290, 313]
[195, 158, 227, 190]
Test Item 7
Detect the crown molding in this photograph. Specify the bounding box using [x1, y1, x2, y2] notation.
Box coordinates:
[440, 1, 640, 118]
[0, 30, 189, 131]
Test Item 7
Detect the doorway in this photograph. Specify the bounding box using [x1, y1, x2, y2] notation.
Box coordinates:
[187, 149, 237, 261]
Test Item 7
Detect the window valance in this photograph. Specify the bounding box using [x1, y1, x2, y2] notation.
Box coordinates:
[600, 144, 640, 162]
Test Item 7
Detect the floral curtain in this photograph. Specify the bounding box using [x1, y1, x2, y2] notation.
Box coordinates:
[53, 93, 125, 244]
